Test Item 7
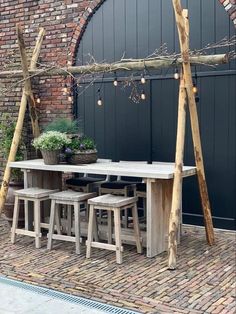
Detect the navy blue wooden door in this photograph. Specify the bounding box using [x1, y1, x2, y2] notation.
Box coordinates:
[75, 0, 236, 230]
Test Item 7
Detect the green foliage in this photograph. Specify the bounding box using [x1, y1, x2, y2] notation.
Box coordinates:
[67, 136, 96, 152]
[44, 118, 79, 134]
[0, 113, 26, 181]
[32, 131, 71, 151]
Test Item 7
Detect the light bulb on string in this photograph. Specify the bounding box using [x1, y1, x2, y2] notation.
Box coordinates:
[141, 73, 146, 84]
[174, 68, 179, 80]
[63, 83, 68, 94]
[113, 72, 118, 87]
[97, 96, 103, 106]
[36, 97, 40, 104]
[192, 82, 198, 94]
[113, 77, 118, 87]
[141, 90, 146, 100]
[68, 95, 73, 102]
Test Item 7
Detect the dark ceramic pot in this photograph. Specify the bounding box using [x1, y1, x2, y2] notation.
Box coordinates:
[4, 181, 24, 226]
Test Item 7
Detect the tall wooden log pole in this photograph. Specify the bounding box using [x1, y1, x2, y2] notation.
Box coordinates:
[0, 25, 44, 215]
[169, 1, 215, 269]
[168, 72, 187, 269]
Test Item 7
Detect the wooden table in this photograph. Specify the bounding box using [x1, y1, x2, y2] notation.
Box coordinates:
[9, 159, 196, 258]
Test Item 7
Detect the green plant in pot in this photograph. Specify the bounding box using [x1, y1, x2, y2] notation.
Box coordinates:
[65, 136, 97, 164]
[0, 114, 26, 225]
[32, 131, 71, 165]
[44, 118, 81, 138]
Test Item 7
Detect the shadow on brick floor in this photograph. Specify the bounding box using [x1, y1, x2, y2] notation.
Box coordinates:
[0, 218, 235, 314]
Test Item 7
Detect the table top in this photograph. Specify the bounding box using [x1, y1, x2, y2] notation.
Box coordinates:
[9, 159, 196, 180]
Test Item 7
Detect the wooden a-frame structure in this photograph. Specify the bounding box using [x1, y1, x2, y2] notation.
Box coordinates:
[0, 0, 230, 268]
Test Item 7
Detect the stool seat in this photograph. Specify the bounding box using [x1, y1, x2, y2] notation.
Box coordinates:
[15, 187, 58, 199]
[50, 190, 96, 202]
[88, 194, 138, 208]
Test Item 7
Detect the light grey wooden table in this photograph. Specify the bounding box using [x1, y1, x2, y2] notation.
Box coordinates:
[10, 159, 196, 258]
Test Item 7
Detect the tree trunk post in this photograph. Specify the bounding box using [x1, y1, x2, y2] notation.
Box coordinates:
[0, 25, 44, 215]
[169, 0, 215, 269]
[168, 72, 187, 269]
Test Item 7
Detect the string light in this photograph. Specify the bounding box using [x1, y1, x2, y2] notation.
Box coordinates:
[192, 82, 198, 94]
[141, 90, 146, 100]
[113, 72, 118, 87]
[174, 67, 180, 80]
[97, 96, 103, 106]
[97, 88, 103, 106]
[141, 73, 146, 84]
[68, 95, 73, 102]
[36, 97, 40, 104]
[63, 83, 68, 94]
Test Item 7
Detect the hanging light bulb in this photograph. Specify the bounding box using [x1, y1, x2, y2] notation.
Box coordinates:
[97, 96, 103, 106]
[113, 72, 118, 87]
[68, 95, 73, 102]
[174, 68, 179, 80]
[141, 73, 146, 84]
[63, 83, 68, 94]
[113, 77, 118, 87]
[141, 90, 146, 100]
[193, 82, 198, 94]
[36, 97, 40, 104]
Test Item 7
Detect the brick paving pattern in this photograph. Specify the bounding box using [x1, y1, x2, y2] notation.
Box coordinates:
[0, 218, 235, 314]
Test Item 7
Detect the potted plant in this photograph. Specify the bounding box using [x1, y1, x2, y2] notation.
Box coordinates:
[44, 118, 80, 136]
[0, 114, 26, 225]
[65, 136, 97, 164]
[32, 131, 71, 165]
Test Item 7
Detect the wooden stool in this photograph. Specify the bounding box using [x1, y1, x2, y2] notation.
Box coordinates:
[11, 187, 59, 248]
[47, 190, 96, 254]
[86, 194, 142, 264]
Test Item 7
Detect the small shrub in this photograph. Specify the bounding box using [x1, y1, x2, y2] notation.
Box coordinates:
[44, 118, 79, 134]
[32, 131, 71, 151]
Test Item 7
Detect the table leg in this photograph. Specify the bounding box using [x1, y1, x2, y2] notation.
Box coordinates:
[146, 179, 175, 257]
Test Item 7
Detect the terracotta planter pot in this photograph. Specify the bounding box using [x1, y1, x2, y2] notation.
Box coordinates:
[4, 181, 24, 226]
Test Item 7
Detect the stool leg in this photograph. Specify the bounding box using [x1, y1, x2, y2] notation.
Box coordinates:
[24, 200, 29, 230]
[47, 200, 56, 250]
[67, 205, 72, 236]
[11, 196, 20, 244]
[34, 199, 41, 249]
[132, 203, 142, 254]
[124, 209, 128, 228]
[107, 211, 112, 244]
[93, 208, 99, 242]
[114, 208, 122, 264]
[86, 205, 95, 258]
[55, 203, 61, 235]
[74, 202, 81, 254]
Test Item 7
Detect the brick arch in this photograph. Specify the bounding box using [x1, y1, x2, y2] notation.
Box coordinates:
[70, 0, 236, 61]
[219, 0, 236, 25]
[70, 0, 105, 64]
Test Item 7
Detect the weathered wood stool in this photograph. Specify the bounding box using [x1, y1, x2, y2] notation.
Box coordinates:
[86, 194, 142, 264]
[47, 190, 96, 254]
[11, 187, 59, 248]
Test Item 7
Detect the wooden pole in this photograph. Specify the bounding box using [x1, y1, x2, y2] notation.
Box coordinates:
[0, 25, 44, 215]
[168, 72, 187, 269]
[169, 0, 215, 268]
[0, 54, 228, 79]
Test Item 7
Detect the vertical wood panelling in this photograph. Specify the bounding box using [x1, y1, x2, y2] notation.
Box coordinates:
[75, 0, 236, 229]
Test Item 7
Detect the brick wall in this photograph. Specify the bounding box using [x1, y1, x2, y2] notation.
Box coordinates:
[0, 0, 235, 178]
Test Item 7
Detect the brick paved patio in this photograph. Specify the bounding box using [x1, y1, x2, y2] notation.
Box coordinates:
[0, 217, 235, 314]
